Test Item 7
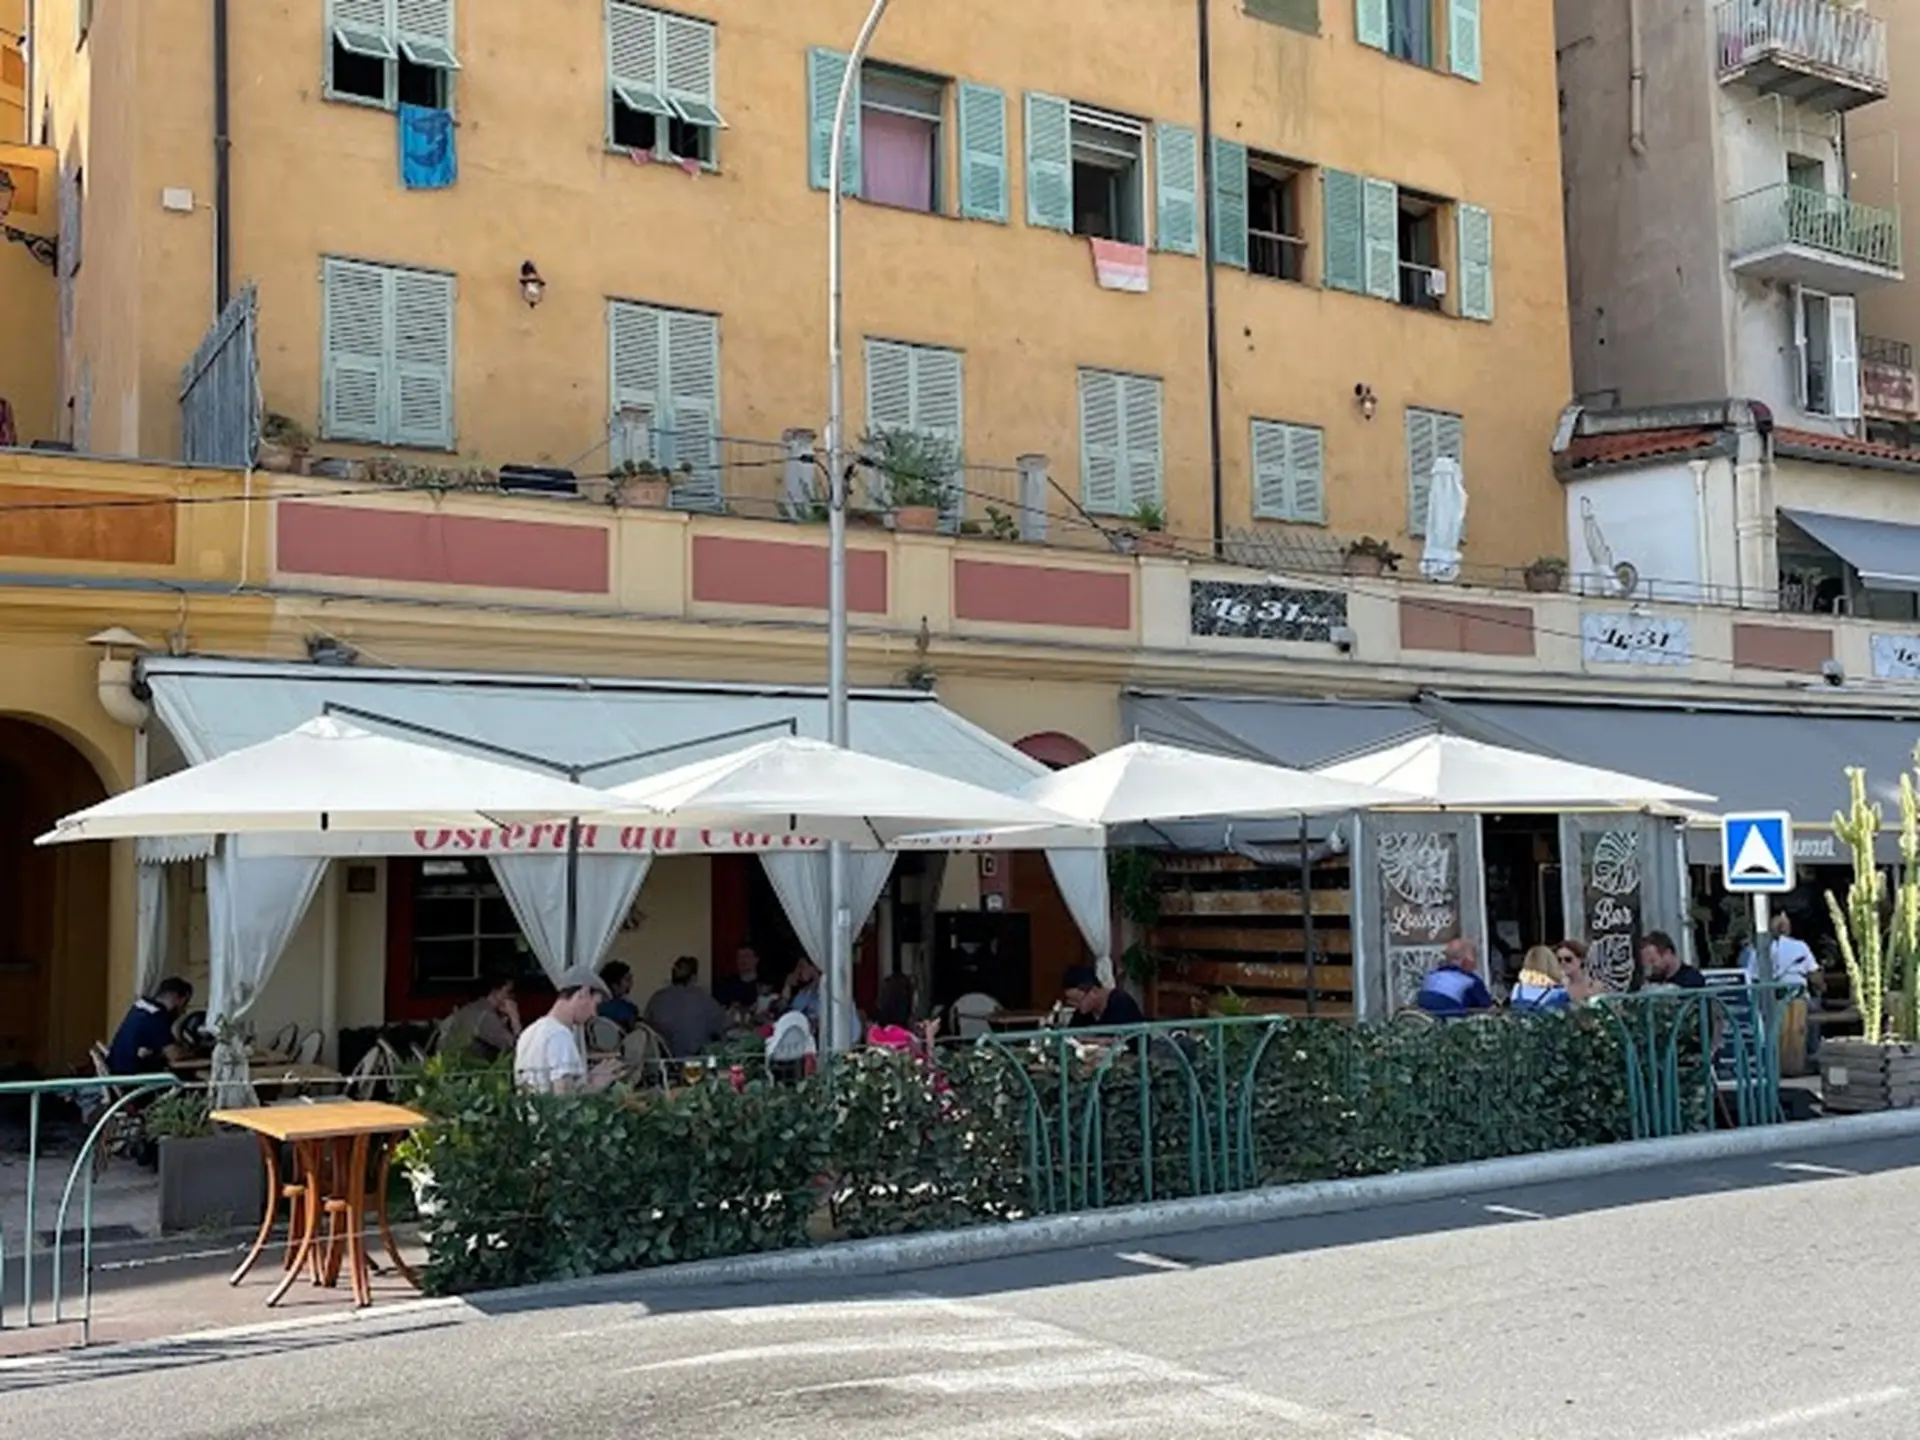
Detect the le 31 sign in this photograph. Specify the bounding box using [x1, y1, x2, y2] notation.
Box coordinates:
[1190, 580, 1347, 643]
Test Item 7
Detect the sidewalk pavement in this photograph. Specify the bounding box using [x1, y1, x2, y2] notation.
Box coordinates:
[9, 1104, 1920, 1358]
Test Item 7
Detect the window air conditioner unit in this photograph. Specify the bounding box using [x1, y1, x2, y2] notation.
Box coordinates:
[1424, 267, 1448, 298]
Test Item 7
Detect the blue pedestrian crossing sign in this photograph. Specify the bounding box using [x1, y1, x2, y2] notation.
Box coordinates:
[1721, 812, 1794, 893]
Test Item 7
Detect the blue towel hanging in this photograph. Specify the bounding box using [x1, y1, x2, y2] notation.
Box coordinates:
[400, 104, 457, 190]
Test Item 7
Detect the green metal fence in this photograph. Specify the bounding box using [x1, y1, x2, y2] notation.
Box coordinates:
[1727, 183, 1902, 270]
[1, 1072, 177, 1344]
[1592, 982, 1793, 1138]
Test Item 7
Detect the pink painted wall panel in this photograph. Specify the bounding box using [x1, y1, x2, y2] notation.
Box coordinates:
[277, 503, 609, 594]
[691, 535, 888, 613]
[953, 560, 1132, 630]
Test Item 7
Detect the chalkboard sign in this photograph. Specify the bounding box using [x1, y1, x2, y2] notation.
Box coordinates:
[1579, 825, 1643, 992]
[1377, 828, 1461, 1007]
[1190, 580, 1347, 643]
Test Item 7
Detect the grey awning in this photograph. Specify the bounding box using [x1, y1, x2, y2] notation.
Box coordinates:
[1443, 698, 1920, 864]
[1781, 508, 1920, 592]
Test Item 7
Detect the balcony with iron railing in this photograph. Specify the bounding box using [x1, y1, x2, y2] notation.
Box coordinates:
[1715, 0, 1888, 112]
[1725, 183, 1902, 289]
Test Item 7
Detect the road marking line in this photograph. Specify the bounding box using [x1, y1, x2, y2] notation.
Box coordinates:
[1664, 1386, 1908, 1439]
[1770, 1160, 1858, 1178]
[616, 1332, 1091, 1373]
[1482, 1204, 1548, 1220]
[1117, 1250, 1192, 1271]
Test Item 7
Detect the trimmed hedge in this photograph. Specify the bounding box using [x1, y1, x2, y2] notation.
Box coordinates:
[401, 1011, 1636, 1295]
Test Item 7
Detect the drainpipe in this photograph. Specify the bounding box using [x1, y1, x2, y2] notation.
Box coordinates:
[1197, 0, 1225, 553]
[213, 0, 232, 310]
[1627, 0, 1648, 156]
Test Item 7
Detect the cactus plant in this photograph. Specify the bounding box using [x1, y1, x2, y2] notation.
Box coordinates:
[1825, 755, 1920, 1043]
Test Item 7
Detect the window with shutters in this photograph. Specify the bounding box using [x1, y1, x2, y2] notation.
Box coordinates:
[1024, 100, 1146, 244]
[1396, 188, 1445, 311]
[1795, 288, 1861, 421]
[607, 2, 723, 168]
[1248, 155, 1308, 282]
[1251, 419, 1326, 524]
[321, 257, 456, 450]
[1356, 0, 1481, 81]
[1078, 368, 1163, 517]
[860, 65, 945, 214]
[1404, 406, 1463, 538]
[863, 338, 964, 518]
[327, 0, 458, 112]
[607, 300, 724, 511]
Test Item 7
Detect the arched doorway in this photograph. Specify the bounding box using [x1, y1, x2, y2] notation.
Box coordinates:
[0, 718, 110, 1076]
[1011, 732, 1098, 1009]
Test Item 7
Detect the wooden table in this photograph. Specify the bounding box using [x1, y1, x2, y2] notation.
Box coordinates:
[212, 1100, 426, 1309]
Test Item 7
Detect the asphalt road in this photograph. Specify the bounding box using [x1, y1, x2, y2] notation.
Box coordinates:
[6, 1135, 1920, 1439]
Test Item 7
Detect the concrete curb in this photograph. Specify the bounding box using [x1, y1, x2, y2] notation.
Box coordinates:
[470, 1105, 1920, 1306]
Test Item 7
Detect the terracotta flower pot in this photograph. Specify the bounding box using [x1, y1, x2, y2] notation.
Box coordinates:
[255, 440, 304, 474]
[893, 505, 940, 533]
[1344, 552, 1387, 578]
[620, 477, 672, 509]
[1135, 531, 1178, 557]
[1524, 568, 1566, 593]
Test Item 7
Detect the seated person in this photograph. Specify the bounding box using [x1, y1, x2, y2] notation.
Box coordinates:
[644, 955, 732, 1058]
[514, 968, 622, 1094]
[439, 970, 521, 1061]
[715, 944, 765, 1012]
[107, 977, 193, 1075]
[781, 957, 823, 1023]
[1061, 965, 1146, 1028]
[867, 974, 937, 1055]
[1415, 938, 1495, 1015]
[1508, 945, 1571, 1012]
[598, 960, 640, 1028]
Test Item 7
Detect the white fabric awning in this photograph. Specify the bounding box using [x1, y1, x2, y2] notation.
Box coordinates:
[1314, 731, 1715, 812]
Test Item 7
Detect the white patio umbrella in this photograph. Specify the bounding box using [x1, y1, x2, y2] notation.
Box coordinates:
[598, 736, 1101, 847]
[1313, 731, 1714, 811]
[37, 716, 634, 844]
[1018, 740, 1414, 826]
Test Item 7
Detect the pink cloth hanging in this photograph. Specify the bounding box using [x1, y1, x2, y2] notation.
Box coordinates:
[862, 109, 935, 213]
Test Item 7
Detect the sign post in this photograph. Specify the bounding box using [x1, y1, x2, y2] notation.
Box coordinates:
[1721, 811, 1795, 980]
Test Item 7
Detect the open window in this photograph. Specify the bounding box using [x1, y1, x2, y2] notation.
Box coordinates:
[609, 1, 724, 168]
[1795, 287, 1861, 420]
[327, 0, 458, 111]
[1070, 107, 1145, 244]
[1397, 188, 1445, 310]
[1249, 155, 1308, 282]
[861, 66, 944, 213]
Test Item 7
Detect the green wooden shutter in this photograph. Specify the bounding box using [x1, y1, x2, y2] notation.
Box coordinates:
[1457, 202, 1493, 321]
[1355, 0, 1389, 51]
[1079, 370, 1123, 514]
[665, 310, 721, 510]
[608, 2, 671, 118]
[1211, 137, 1248, 269]
[396, 0, 460, 70]
[663, 14, 722, 127]
[1406, 408, 1436, 538]
[807, 49, 861, 193]
[608, 301, 663, 466]
[1286, 423, 1326, 523]
[330, 0, 395, 58]
[1153, 122, 1199, 256]
[1251, 420, 1290, 519]
[1362, 176, 1399, 300]
[957, 83, 1008, 223]
[321, 258, 390, 443]
[1024, 92, 1073, 232]
[391, 267, 455, 449]
[1448, 0, 1482, 81]
[913, 346, 965, 527]
[1322, 169, 1364, 293]
[1245, 0, 1320, 35]
[1121, 375, 1164, 511]
[864, 339, 914, 434]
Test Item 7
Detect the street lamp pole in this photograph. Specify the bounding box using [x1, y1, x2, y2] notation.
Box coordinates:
[823, 0, 892, 1052]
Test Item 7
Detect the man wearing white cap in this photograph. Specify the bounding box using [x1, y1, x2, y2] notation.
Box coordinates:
[515, 966, 623, 1094]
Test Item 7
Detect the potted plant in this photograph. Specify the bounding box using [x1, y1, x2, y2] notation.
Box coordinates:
[255, 414, 311, 475]
[1524, 555, 1569, 593]
[145, 1087, 266, 1234]
[1343, 536, 1402, 577]
[1823, 761, 1920, 1112]
[1129, 501, 1177, 556]
[612, 459, 672, 509]
[865, 427, 955, 534]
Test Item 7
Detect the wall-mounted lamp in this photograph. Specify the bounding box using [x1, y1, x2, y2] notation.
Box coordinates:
[1353, 382, 1378, 422]
[519, 260, 546, 308]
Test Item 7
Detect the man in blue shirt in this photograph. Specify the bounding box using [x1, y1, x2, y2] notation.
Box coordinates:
[106, 977, 192, 1075]
[1415, 938, 1495, 1015]
[597, 961, 640, 1028]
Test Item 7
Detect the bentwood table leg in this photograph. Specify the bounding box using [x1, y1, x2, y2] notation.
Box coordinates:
[229, 1133, 281, 1286]
[344, 1132, 374, 1308]
[374, 1135, 421, 1290]
[268, 1141, 323, 1308]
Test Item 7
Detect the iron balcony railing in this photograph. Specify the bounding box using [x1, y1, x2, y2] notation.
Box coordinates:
[1726, 183, 1902, 271]
[1715, 0, 1888, 97]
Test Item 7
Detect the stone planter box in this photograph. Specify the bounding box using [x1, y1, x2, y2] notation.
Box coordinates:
[1820, 1038, 1920, 1112]
[159, 1131, 265, 1234]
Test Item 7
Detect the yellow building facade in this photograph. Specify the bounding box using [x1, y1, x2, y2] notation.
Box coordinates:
[27, 0, 1571, 566]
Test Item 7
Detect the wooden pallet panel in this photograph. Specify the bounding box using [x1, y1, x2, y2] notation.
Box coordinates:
[1159, 888, 1352, 918]
[1163, 959, 1355, 994]
[1151, 925, 1353, 956]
